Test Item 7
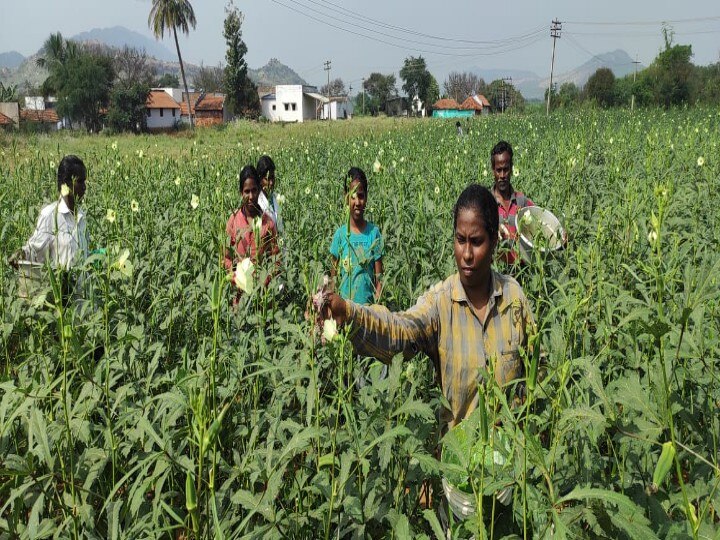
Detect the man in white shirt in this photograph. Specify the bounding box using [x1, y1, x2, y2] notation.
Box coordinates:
[10, 155, 88, 271]
[256, 155, 284, 234]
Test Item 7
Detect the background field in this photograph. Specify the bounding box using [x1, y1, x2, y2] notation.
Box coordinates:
[1, 111, 719, 538]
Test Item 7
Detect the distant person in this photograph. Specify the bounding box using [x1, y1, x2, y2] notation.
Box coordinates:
[257, 155, 284, 234]
[490, 141, 534, 265]
[9, 155, 89, 303]
[224, 165, 279, 293]
[456, 121, 464, 137]
[329, 167, 383, 305]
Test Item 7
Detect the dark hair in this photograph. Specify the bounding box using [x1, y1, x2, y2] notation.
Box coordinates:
[456, 121, 461, 127]
[490, 140, 513, 167]
[57, 155, 86, 191]
[344, 167, 368, 194]
[453, 184, 499, 240]
[239, 164, 259, 191]
[256, 155, 275, 181]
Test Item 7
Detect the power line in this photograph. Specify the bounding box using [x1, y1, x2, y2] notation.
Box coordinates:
[564, 15, 720, 26]
[268, 0, 546, 56]
[309, 0, 547, 45]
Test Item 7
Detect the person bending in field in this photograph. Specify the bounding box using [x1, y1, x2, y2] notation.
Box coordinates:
[321, 184, 535, 429]
[329, 167, 383, 306]
[257, 155, 284, 234]
[224, 165, 279, 292]
[9, 155, 89, 303]
[490, 141, 535, 265]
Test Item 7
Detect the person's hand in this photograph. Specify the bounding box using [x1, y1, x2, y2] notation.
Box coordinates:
[7, 249, 23, 270]
[325, 292, 347, 326]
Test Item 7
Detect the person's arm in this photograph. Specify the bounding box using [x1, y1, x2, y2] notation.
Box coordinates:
[373, 258, 383, 302]
[23, 209, 54, 264]
[326, 286, 439, 363]
[223, 215, 237, 273]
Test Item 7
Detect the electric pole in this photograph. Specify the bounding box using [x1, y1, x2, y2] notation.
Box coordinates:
[324, 60, 332, 97]
[546, 19, 562, 116]
[631, 55, 641, 112]
[323, 60, 331, 120]
[361, 77, 365, 115]
[501, 77, 512, 113]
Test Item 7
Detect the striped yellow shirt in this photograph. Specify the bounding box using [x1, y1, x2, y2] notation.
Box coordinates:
[346, 270, 535, 427]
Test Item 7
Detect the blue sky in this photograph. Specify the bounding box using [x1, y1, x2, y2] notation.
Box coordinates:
[1, 0, 718, 88]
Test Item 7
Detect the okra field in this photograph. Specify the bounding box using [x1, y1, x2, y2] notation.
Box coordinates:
[1, 110, 719, 539]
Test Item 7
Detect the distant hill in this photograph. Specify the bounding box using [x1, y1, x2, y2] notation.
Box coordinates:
[470, 50, 643, 100]
[71, 26, 176, 62]
[249, 58, 307, 86]
[0, 51, 25, 70]
[540, 49, 642, 91]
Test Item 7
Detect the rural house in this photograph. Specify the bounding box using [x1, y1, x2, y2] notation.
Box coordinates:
[146, 90, 181, 131]
[0, 102, 19, 129]
[261, 85, 329, 122]
[194, 94, 229, 127]
[321, 96, 353, 120]
[431, 98, 473, 118]
[460, 94, 492, 115]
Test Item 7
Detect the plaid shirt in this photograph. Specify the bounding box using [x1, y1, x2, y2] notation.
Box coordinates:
[346, 270, 535, 427]
[494, 188, 534, 264]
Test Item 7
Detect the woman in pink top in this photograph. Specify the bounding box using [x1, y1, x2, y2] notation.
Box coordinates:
[224, 165, 279, 287]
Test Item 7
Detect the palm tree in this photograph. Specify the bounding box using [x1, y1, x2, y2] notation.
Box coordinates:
[148, 0, 197, 128]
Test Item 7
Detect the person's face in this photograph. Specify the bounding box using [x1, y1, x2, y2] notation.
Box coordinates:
[454, 207, 496, 291]
[492, 151, 512, 193]
[347, 180, 367, 221]
[73, 175, 87, 201]
[241, 177, 261, 212]
[261, 170, 275, 193]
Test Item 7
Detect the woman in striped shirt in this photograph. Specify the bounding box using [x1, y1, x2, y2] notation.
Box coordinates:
[323, 184, 535, 428]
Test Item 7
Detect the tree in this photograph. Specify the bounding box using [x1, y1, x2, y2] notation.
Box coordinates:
[194, 64, 224, 93]
[487, 79, 524, 112]
[443, 71, 485, 103]
[363, 73, 396, 114]
[649, 28, 694, 107]
[148, 0, 197, 128]
[56, 52, 114, 132]
[557, 82, 580, 108]
[584, 68, 616, 107]
[0, 82, 18, 102]
[320, 78, 346, 97]
[223, 2, 259, 118]
[36, 33, 79, 98]
[113, 46, 156, 86]
[399, 56, 434, 111]
[107, 82, 150, 133]
[155, 72, 180, 87]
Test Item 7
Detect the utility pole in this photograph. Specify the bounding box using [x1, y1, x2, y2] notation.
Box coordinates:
[324, 60, 332, 97]
[501, 77, 512, 113]
[323, 60, 331, 120]
[631, 55, 641, 112]
[361, 77, 365, 115]
[546, 19, 562, 116]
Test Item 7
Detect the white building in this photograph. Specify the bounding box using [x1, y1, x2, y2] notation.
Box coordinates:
[146, 90, 181, 130]
[321, 96, 353, 120]
[261, 85, 328, 122]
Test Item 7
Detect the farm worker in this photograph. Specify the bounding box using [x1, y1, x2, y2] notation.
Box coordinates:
[224, 164, 280, 293]
[329, 167, 384, 306]
[8, 155, 89, 301]
[321, 184, 535, 429]
[257, 155, 284, 234]
[490, 141, 534, 265]
[456, 121, 464, 137]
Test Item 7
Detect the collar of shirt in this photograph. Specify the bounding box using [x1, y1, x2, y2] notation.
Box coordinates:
[493, 186, 518, 205]
[449, 270, 509, 316]
[57, 198, 85, 222]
